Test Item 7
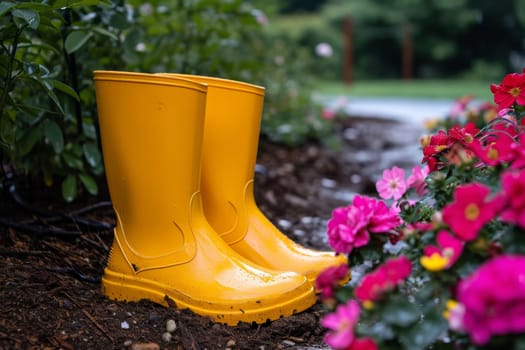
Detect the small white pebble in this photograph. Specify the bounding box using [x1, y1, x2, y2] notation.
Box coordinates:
[281, 339, 296, 346]
[161, 332, 172, 343]
[226, 339, 236, 347]
[166, 319, 177, 333]
[121, 321, 130, 329]
[123, 339, 133, 347]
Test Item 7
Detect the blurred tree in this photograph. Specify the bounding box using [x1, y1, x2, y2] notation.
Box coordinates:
[250, 0, 328, 15]
[279, 0, 328, 14]
[315, 0, 525, 79]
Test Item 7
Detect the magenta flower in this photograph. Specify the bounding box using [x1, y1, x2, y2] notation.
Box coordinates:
[442, 183, 502, 241]
[449, 95, 474, 118]
[354, 255, 412, 302]
[327, 195, 401, 254]
[406, 165, 429, 196]
[327, 205, 371, 254]
[500, 170, 525, 228]
[376, 166, 407, 200]
[315, 264, 349, 299]
[471, 121, 518, 166]
[510, 134, 525, 169]
[458, 255, 525, 345]
[321, 300, 361, 349]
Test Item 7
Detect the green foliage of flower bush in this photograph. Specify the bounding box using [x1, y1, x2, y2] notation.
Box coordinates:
[1, 0, 334, 201]
[317, 71, 525, 349]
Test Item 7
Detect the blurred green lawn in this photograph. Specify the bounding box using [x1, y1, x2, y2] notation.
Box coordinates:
[314, 79, 494, 101]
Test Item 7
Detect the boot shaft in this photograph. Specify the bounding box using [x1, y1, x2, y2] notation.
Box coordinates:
[94, 71, 207, 258]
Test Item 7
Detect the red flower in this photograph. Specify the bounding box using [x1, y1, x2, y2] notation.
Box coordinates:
[448, 122, 479, 146]
[442, 183, 503, 241]
[354, 256, 412, 302]
[347, 337, 379, 350]
[490, 72, 525, 111]
[422, 130, 451, 170]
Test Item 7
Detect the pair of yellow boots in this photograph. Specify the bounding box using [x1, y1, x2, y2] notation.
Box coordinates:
[94, 71, 347, 325]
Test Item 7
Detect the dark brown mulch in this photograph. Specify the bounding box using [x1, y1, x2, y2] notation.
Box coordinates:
[0, 116, 420, 350]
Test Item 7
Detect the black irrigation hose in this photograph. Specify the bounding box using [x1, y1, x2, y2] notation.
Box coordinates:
[5, 179, 114, 231]
[49, 267, 101, 283]
[0, 217, 83, 237]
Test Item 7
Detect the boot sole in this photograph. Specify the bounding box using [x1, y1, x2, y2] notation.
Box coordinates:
[101, 268, 316, 326]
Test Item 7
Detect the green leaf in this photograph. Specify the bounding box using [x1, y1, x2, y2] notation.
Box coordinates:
[63, 152, 84, 170]
[381, 298, 420, 327]
[64, 30, 92, 54]
[0, 2, 16, 17]
[51, 79, 80, 101]
[79, 173, 98, 195]
[46, 86, 65, 115]
[12, 9, 40, 29]
[83, 142, 101, 168]
[17, 126, 42, 156]
[108, 12, 128, 30]
[0, 115, 15, 146]
[399, 309, 448, 350]
[43, 119, 64, 153]
[61, 174, 77, 202]
[92, 26, 118, 41]
[52, 0, 112, 9]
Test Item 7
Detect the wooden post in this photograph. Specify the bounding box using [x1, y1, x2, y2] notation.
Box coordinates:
[402, 22, 413, 80]
[342, 16, 353, 85]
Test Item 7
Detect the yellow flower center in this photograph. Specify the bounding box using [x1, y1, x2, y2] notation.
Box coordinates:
[488, 147, 499, 160]
[510, 87, 521, 97]
[420, 252, 449, 271]
[443, 299, 459, 319]
[362, 300, 375, 310]
[465, 203, 480, 221]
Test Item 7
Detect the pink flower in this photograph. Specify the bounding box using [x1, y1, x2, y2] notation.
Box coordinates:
[500, 170, 525, 228]
[449, 95, 474, 118]
[354, 256, 412, 302]
[490, 72, 525, 111]
[442, 183, 502, 241]
[315, 264, 349, 299]
[406, 165, 429, 196]
[420, 230, 464, 271]
[327, 195, 401, 254]
[321, 300, 361, 349]
[348, 337, 379, 350]
[458, 255, 525, 345]
[322, 107, 336, 120]
[376, 166, 407, 200]
[444, 300, 465, 332]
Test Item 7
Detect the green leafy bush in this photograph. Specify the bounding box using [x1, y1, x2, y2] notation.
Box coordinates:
[1, 0, 336, 201]
[0, 0, 130, 201]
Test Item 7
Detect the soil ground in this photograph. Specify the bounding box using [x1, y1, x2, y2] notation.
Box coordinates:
[0, 116, 423, 350]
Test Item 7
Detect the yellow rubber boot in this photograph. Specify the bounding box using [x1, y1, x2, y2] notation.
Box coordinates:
[160, 74, 348, 284]
[94, 71, 315, 325]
